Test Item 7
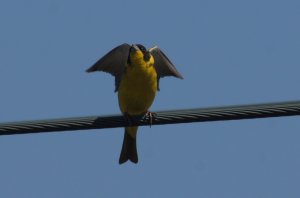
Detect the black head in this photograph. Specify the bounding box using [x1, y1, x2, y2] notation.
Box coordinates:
[128, 44, 151, 63]
[136, 44, 147, 53]
[135, 44, 151, 62]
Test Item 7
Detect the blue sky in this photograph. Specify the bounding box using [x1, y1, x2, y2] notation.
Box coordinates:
[1, 0, 300, 197]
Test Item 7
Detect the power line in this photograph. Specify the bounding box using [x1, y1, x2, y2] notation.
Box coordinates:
[0, 100, 299, 136]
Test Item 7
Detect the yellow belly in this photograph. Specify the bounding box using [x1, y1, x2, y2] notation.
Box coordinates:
[118, 64, 157, 115]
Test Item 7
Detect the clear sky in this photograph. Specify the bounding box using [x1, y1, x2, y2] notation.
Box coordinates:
[1, 0, 300, 197]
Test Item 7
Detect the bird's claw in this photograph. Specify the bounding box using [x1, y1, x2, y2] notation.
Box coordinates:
[143, 111, 157, 128]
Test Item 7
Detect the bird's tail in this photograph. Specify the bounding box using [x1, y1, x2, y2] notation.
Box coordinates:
[119, 127, 138, 164]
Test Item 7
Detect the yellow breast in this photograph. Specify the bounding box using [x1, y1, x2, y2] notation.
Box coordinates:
[118, 52, 157, 115]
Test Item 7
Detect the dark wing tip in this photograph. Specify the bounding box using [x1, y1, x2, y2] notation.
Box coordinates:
[166, 67, 183, 79]
[86, 63, 101, 73]
[86, 67, 95, 73]
[177, 73, 184, 79]
[174, 68, 184, 79]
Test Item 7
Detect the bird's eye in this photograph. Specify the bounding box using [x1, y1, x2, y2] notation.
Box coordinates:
[136, 44, 146, 52]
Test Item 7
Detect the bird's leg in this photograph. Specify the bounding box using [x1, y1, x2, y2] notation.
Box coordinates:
[143, 111, 157, 128]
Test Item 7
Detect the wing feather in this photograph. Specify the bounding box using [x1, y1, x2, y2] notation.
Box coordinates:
[149, 46, 183, 90]
[86, 43, 130, 91]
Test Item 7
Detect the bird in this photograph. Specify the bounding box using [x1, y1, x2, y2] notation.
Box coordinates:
[86, 43, 183, 164]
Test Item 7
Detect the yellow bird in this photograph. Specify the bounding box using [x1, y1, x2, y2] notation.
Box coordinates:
[86, 43, 183, 164]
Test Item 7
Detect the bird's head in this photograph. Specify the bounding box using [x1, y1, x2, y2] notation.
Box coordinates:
[128, 44, 152, 65]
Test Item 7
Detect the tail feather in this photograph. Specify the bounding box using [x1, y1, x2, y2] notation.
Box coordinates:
[119, 128, 138, 164]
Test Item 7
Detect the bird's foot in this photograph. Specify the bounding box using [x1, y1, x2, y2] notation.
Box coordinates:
[143, 111, 157, 128]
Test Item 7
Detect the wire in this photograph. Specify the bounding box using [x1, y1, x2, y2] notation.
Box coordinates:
[0, 100, 299, 136]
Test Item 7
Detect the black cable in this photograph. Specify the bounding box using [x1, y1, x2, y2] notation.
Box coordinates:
[0, 100, 299, 136]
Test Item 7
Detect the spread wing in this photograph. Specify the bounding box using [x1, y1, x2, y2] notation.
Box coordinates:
[86, 43, 131, 92]
[149, 46, 183, 90]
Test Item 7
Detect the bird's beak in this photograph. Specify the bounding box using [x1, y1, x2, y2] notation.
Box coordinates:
[131, 44, 140, 52]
